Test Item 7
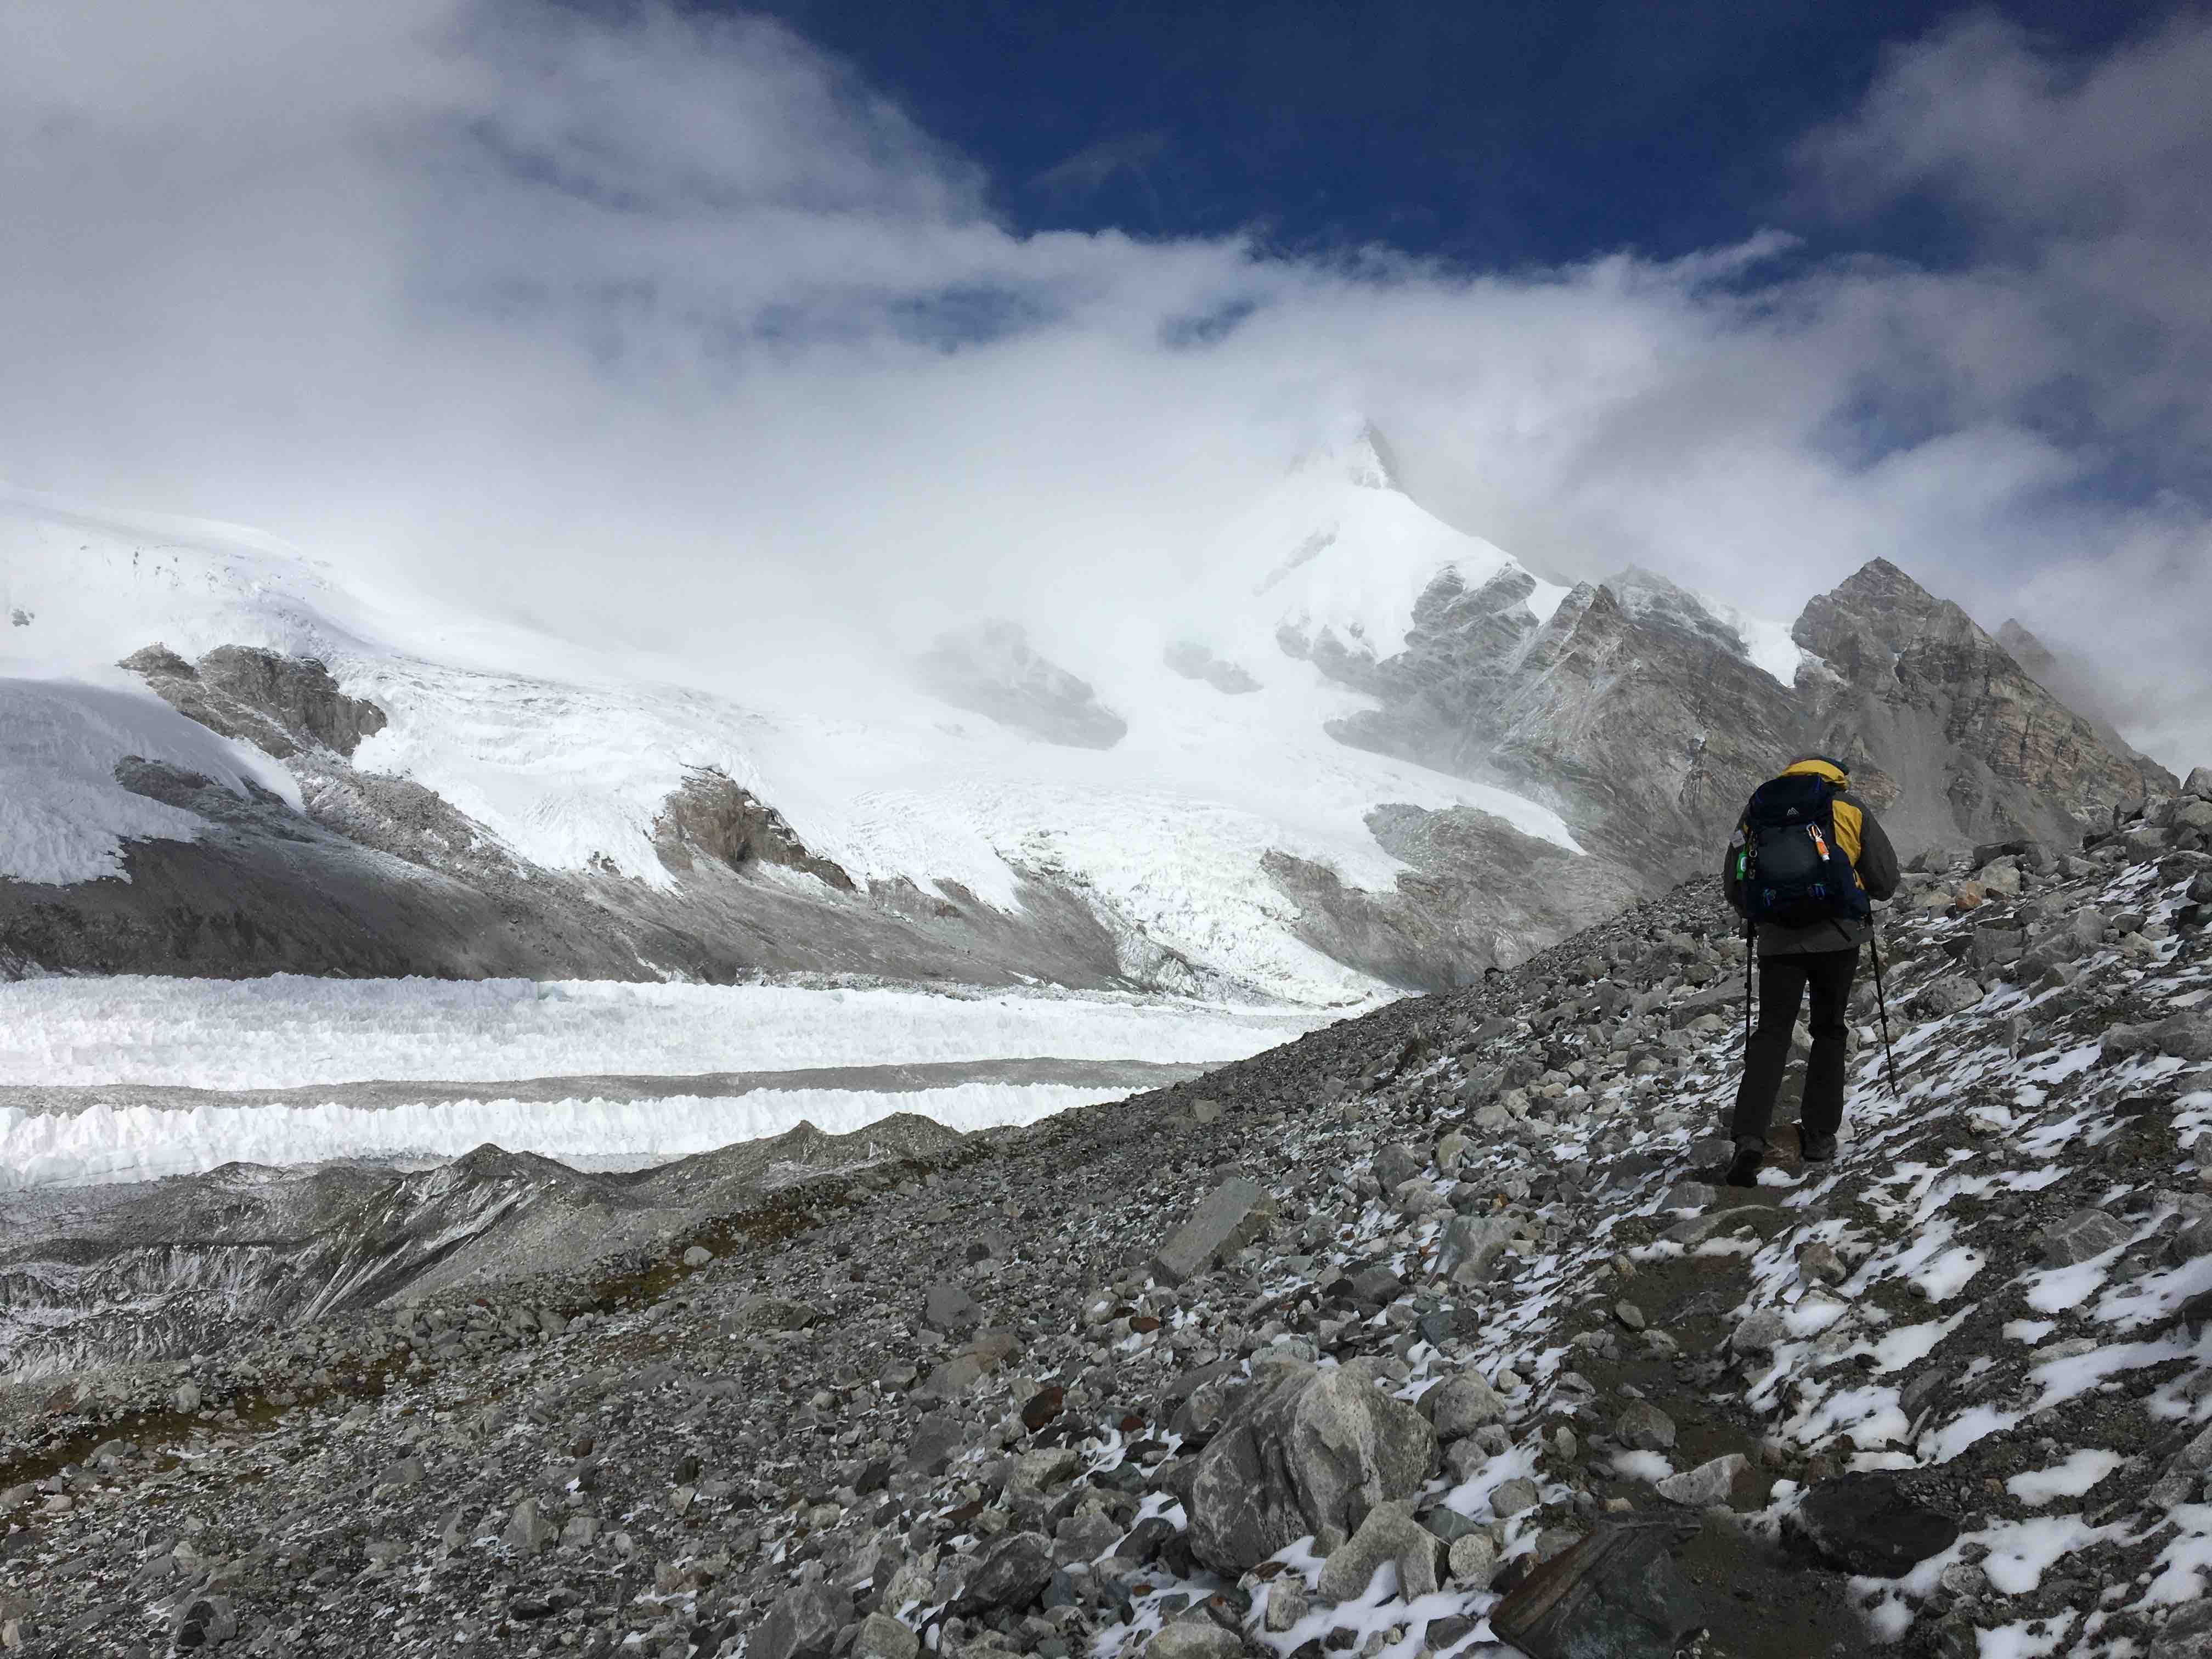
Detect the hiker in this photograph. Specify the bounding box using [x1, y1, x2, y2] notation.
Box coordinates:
[1722, 754, 1900, 1186]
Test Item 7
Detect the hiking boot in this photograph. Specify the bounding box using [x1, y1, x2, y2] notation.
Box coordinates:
[1801, 1131, 1838, 1163]
[1726, 1138, 1764, 1188]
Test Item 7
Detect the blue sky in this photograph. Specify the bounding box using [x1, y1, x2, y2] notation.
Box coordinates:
[738, 0, 2165, 266]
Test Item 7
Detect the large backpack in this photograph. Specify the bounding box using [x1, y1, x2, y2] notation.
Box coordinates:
[1735, 771, 1870, 928]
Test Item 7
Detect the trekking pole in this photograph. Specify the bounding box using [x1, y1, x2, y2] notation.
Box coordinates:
[1870, 930, 1900, 1099]
[1742, 922, 1753, 1049]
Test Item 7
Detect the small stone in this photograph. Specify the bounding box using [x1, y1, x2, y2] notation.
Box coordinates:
[953, 1532, 1055, 1615]
[1490, 1477, 1539, 1517]
[1008, 1447, 1080, 1499]
[1420, 1372, 1508, 1438]
[1263, 1577, 1308, 1633]
[853, 1613, 920, 1659]
[1797, 1242, 1847, 1285]
[1653, 1453, 1747, 1508]
[1316, 1501, 1444, 1602]
[1374, 1144, 1424, 1189]
[174, 1381, 202, 1414]
[1787, 1473, 1960, 1578]
[1145, 1620, 1244, 1659]
[1616, 1401, 1676, 1452]
[1152, 1178, 1278, 1286]
[682, 1245, 712, 1267]
[755, 1582, 854, 1659]
[1613, 1301, 1646, 1332]
[2104, 1014, 2212, 1065]
[504, 1497, 558, 1554]
[1491, 1517, 1701, 1657]
[924, 1280, 983, 1334]
[1731, 1310, 1791, 1356]
[1447, 1531, 1498, 1587]
[2039, 1210, 2130, 1266]
[1658, 1182, 1714, 1211]
[172, 1595, 238, 1649]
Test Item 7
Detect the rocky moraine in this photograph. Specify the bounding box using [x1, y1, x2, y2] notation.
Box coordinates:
[4, 774, 2212, 1657]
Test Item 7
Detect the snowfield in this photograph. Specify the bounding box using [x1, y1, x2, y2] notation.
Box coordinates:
[2, 448, 1796, 1005]
[0, 676, 301, 885]
[0, 974, 1325, 1091]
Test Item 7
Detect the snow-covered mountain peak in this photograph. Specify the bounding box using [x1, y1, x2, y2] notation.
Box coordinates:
[1195, 425, 1565, 679]
[1288, 419, 1402, 491]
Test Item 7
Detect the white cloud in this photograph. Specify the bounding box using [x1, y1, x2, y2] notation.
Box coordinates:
[0, 2, 2204, 770]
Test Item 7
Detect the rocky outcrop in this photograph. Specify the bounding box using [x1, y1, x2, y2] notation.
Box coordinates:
[1793, 560, 2174, 852]
[652, 766, 854, 890]
[122, 642, 387, 758]
[1265, 804, 1641, 989]
[1321, 556, 2173, 885]
[1994, 618, 2142, 764]
[1162, 640, 1260, 694]
[3, 822, 2208, 1653]
[915, 620, 1126, 749]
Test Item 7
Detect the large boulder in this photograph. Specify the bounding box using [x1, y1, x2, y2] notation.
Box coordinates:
[950, 1532, 1054, 1616]
[1187, 1364, 1438, 1575]
[1152, 1179, 1278, 1286]
[754, 1582, 854, 1659]
[2104, 1014, 2212, 1064]
[1786, 1473, 1959, 1578]
[1489, 1516, 1702, 1659]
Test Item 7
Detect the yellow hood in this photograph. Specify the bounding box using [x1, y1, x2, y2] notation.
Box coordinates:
[1781, 758, 1849, 787]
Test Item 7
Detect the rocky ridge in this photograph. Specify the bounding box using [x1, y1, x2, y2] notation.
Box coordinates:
[3, 774, 2210, 1655]
[1326, 558, 2174, 882]
[4, 522, 2179, 1001]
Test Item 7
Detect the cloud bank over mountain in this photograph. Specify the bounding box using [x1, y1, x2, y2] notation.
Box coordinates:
[1, 1, 2204, 766]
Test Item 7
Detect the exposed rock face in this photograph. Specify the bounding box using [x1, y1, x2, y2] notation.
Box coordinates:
[652, 766, 854, 890]
[1264, 804, 1640, 989]
[2, 648, 1131, 985]
[0, 748, 1132, 985]
[915, 620, 1126, 749]
[1322, 556, 2173, 883]
[1995, 618, 2141, 764]
[1162, 640, 1260, 695]
[7, 553, 2175, 992]
[1793, 560, 2172, 852]
[122, 642, 387, 758]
